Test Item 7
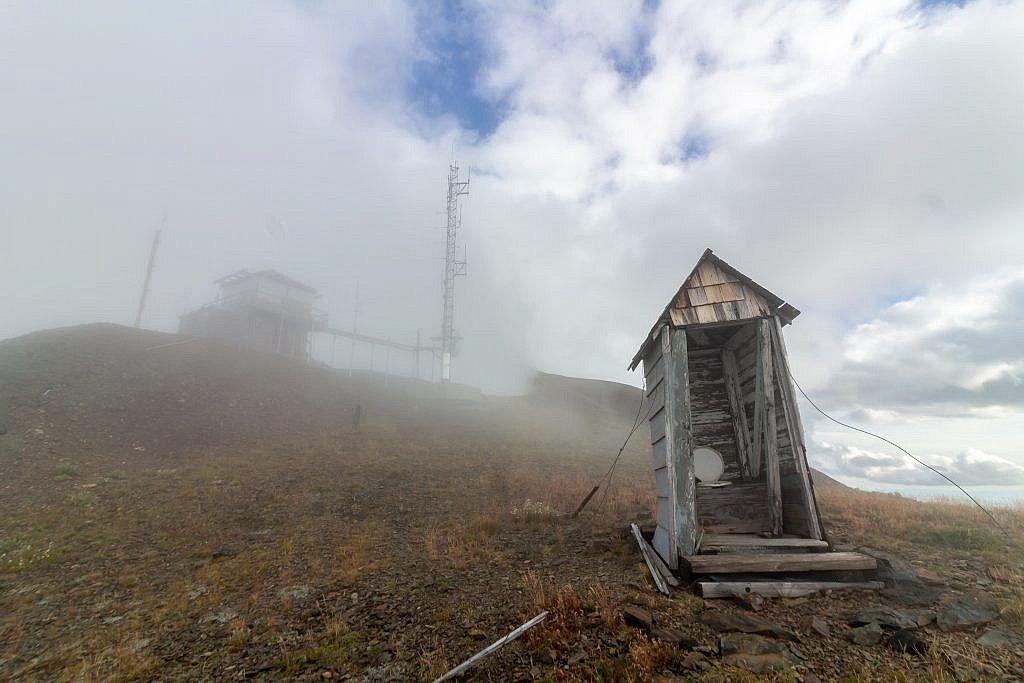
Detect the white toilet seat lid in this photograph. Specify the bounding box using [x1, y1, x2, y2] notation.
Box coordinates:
[693, 446, 725, 483]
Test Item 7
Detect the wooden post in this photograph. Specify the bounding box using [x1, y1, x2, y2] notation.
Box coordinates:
[758, 319, 783, 536]
[353, 404, 362, 431]
[721, 348, 752, 480]
[665, 327, 697, 558]
[770, 317, 824, 540]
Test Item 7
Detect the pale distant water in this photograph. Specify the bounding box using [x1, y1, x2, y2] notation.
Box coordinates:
[834, 477, 1024, 507]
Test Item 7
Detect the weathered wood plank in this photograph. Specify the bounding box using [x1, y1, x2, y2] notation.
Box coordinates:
[751, 327, 765, 480]
[683, 552, 878, 574]
[696, 481, 768, 535]
[649, 408, 666, 444]
[771, 316, 823, 540]
[651, 436, 668, 469]
[721, 349, 752, 480]
[698, 581, 884, 599]
[645, 355, 664, 388]
[654, 466, 670, 498]
[760, 319, 782, 536]
[666, 327, 697, 560]
[648, 383, 666, 415]
[701, 534, 829, 550]
[631, 523, 672, 595]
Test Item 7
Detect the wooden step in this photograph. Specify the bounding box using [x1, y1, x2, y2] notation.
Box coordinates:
[683, 551, 877, 574]
[700, 534, 829, 554]
[698, 580, 883, 598]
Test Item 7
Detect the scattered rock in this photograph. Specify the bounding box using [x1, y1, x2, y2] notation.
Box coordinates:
[847, 607, 933, 630]
[886, 629, 928, 655]
[719, 633, 799, 673]
[937, 596, 999, 632]
[681, 651, 710, 671]
[467, 627, 486, 639]
[187, 584, 208, 601]
[732, 592, 766, 612]
[650, 627, 697, 647]
[279, 584, 314, 603]
[916, 568, 944, 586]
[977, 628, 1019, 648]
[702, 610, 798, 641]
[201, 608, 238, 625]
[802, 674, 823, 683]
[801, 615, 830, 638]
[847, 623, 884, 646]
[859, 547, 943, 606]
[621, 604, 653, 631]
[567, 650, 586, 665]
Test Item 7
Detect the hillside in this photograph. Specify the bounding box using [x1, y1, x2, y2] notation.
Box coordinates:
[1, 324, 1022, 681]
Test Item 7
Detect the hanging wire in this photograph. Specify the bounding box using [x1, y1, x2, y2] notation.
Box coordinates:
[572, 381, 653, 517]
[790, 375, 1012, 541]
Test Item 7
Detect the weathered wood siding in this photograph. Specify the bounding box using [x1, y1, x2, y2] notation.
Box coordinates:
[667, 258, 774, 327]
[696, 481, 769, 534]
[643, 325, 698, 568]
[687, 353, 742, 481]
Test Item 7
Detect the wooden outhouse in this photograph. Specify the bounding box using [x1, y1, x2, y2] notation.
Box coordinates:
[630, 249, 826, 572]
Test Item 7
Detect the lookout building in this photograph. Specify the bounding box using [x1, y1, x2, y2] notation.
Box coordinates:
[179, 269, 326, 358]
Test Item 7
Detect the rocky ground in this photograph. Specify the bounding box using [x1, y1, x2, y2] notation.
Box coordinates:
[1, 324, 1022, 681]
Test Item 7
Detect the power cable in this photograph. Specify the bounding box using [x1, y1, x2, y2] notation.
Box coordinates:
[790, 375, 1011, 541]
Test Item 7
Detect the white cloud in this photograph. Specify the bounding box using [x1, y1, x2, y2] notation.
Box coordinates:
[811, 441, 1024, 486]
[819, 269, 1024, 416]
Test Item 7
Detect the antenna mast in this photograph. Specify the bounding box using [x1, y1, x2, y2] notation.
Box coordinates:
[440, 161, 469, 382]
[134, 222, 163, 328]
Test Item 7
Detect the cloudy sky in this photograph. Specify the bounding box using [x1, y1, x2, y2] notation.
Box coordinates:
[2, 0, 1022, 489]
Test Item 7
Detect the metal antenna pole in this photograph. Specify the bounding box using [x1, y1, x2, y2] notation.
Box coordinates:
[134, 225, 162, 328]
[349, 282, 359, 377]
[440, 161, 469, 382]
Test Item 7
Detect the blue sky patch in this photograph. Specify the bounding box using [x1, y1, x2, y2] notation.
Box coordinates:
[679, 132, 710, 163]
[409, 1, 503, 137]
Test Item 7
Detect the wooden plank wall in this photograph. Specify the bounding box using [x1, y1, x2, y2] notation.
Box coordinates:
[687, 352, 742, 481]
[665, 328, 697, 559]
[643, 328, 675, 567]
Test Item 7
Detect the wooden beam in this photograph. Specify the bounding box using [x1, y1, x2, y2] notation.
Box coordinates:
[751, 329, 765, 480]
[431, 612, 549, 683]
[665, 327, 697, 558]
[688, 328, 712, 347]
[770, 317, 824, 540]
[698, 581, 883, 599]
[721, 349, 752, 480]
[701, 534, 828, 551]
[723, 322, 756, 351]
[759, 319, 782, 536]
[683, 551, 877, 574]
[631, 523, 674, 594]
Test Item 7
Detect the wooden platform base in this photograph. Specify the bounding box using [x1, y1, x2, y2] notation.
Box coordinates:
[700, 533, 829, 554]
[698, 580, 883, 598]
[683, 551, 877, 574]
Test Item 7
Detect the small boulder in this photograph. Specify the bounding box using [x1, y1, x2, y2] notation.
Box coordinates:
[847, 607, 933, 630]
[732, 592, 766, 612]
[847, 623, 884, 646]
[886, 629, 929, 655]
[719, 633, 798, 673]
[977, 628, 1019, 648]
[936, 596, 999, 632]
[621, 604, 653, 631]
[801, 615, 830, 638]
[650, 627, 697, 647]
[916, 568, 944, 586]
[701, 610, 798, 641]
